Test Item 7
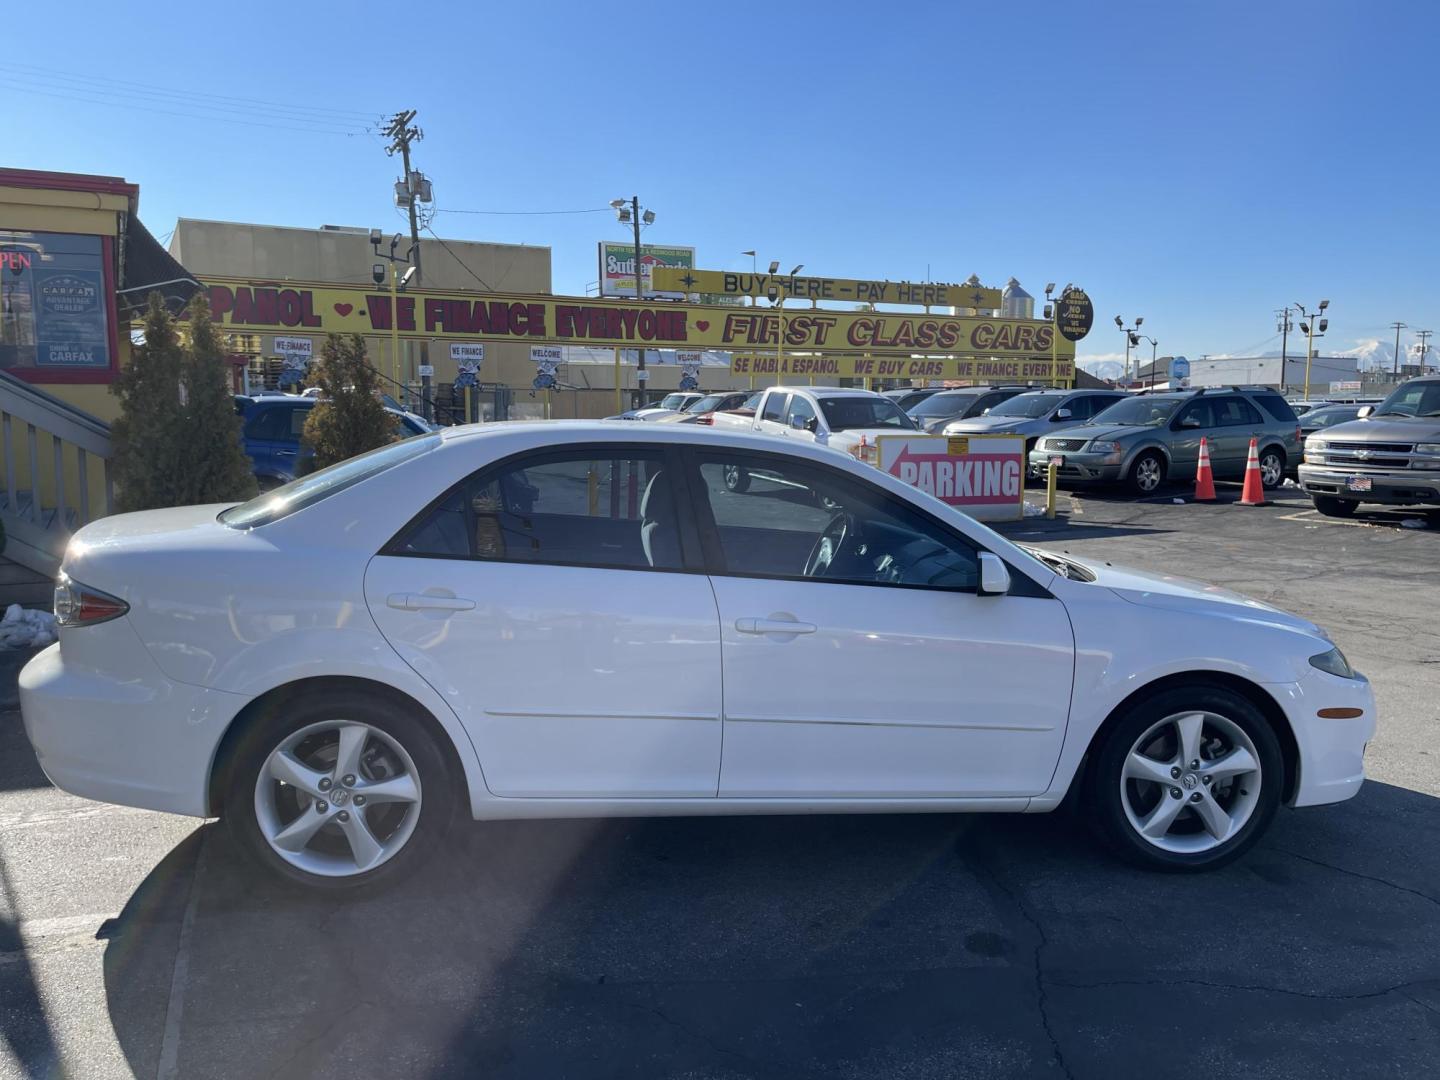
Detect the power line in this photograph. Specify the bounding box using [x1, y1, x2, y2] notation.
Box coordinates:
[422, 225, 494, 292]
[2, 61, 377, 121]
[0, 81, 372, 136]
[432, 206, 612, 216]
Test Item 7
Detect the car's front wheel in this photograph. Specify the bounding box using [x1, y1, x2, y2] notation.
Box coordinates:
[222, 692, 456, 892]
[1085, 685, 1282, 871]
[1311, 494, 1357, 518]
[1126, 451, 1166, 496]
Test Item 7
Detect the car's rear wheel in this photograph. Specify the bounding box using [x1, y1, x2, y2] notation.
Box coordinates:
[1311, 494, 1357, 518]
[222, 692, 456, 892]
[1085, 685, 1282, 871]
[1259, 448, 1286, 489]
[1127, 451, 1166, 495]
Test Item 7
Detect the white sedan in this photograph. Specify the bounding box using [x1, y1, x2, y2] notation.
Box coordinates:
[21, 422, 1374, 891]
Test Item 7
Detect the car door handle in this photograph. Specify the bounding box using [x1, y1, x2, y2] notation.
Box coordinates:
[735, 617, 818, 635]
[386, 593, 476, 612]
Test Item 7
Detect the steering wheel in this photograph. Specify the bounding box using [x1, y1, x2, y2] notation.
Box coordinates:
[804, 510, 855, 578]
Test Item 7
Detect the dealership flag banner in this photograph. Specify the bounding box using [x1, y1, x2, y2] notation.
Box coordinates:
[876, 434, 1026, 522]
[202, 279, 1075, 362]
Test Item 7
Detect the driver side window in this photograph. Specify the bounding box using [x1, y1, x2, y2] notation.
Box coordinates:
[787, 395, 817, 429]
[691, 452, 978, 590]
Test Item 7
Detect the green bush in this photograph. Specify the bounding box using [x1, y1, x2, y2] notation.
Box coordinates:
[301, 334, 397, 471]
[111, 293, 257, 513]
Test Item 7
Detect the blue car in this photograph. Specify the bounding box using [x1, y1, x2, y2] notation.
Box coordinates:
[235, 395, 435, 490]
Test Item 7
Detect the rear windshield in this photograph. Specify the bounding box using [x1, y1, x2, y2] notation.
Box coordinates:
[220, 435, 440, 528]
[1252, 393, 1298, 422]
[909, 392, 982, 418]
[987, 393, 1067, 418]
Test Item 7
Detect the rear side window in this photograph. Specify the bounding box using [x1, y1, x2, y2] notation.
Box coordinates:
[1215, 398, 1263, 426]
[1252, 393, 1298, 422]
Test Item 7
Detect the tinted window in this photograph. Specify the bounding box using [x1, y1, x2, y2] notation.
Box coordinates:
[1076, 394, 1123, 419]
[244, 406, 301, 441]
[221, 435, 438, 528]
[817, 396, 913, 430]
[1215, 398, 1263, 426]
[909, 392, 982, 419]
[787, 394, 817, 427]
[988, 393, 1067, 418]
[1174, 399, 1216, 428]
[394, 449, 681, 571]
[762, 392, 788, 422]
[693, 453, 978, 590]
[1252, 393, 1298, 422]
[1374, 380, 1440, 417]
[1093, 397, 1182, 426]
[1304, 405, 1362, 429]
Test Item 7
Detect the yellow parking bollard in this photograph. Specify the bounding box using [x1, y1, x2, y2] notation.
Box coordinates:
[1046, 461, 1059, 519]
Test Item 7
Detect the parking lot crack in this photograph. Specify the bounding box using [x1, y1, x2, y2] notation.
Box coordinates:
[624, 999, 800, 1076]
[1049, 975, 1440, 1004]
[1269, 846, 1440, 909]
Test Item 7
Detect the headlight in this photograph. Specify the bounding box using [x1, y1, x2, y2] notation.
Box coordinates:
[1308, 646, 1355, 679]
[1088, 441, 1123, 454]
[1415, 443, 1440, 455]
[1306, 439, 1327, 452]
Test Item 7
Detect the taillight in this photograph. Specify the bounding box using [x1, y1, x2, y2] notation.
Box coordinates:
[695, 415, 714, 425]
[53, 574, 128, 627]
[1296, 425, 1303, 443]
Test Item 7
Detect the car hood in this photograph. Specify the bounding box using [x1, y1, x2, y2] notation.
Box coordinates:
[1062, 555, 1326, 637]
[1319, 416, 1438, 441]
[1053, 423, 1156, 443]
[945, 416, 1031, 433]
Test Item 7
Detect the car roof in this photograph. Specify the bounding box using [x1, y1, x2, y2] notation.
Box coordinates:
[768, 386, 882, 398]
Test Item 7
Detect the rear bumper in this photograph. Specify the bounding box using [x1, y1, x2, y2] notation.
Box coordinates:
[19, 641, 249, 817]
[1298, 465, 1440, 506]
[1272, 667, 1377, 808]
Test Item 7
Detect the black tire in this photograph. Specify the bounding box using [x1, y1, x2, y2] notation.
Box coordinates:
[1259, 447, 1286, 490]
[1084, 684, 1283, 872]
[221, 691, 457, 893]
[1311, 494, 1357, 518]
[723, 464, 750, 493]
[1126, 450, 1166, 496]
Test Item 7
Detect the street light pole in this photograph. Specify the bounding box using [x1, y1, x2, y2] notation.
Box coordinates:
[1417, 329, 1434, 373]
[1294, 299, 1330, 398]
[1390, 321, 1407, 379]
[1114, 316, 1143, 385]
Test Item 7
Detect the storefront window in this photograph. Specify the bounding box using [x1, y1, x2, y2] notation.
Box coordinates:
[0, 230, 113, 372]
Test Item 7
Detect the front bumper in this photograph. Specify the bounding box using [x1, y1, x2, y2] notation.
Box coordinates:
[1274, 665, 1377, 808]
[19, 639, 250, 817]
[1027, 450, 1123, 483]
[1298, 465, 1440, 507]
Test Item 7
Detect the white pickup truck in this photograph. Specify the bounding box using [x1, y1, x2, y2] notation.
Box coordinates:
[709, 386, 919, 469]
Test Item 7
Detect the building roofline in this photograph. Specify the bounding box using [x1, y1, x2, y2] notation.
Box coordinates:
[172, 217, 549, 252]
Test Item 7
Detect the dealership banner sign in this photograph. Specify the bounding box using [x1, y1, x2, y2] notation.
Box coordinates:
[653, 268, 1002, 310]
[729, 353, 1075, 382]
[597, 242, 696, 299]
[876, 434, 1025, 522]
[203, 279, 1072, 360]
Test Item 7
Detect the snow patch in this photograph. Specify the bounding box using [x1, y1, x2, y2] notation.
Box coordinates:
[0, 604, 56, 649]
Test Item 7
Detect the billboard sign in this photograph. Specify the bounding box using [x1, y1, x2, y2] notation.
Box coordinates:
[1055, 287, 1094, 342]
[597, 242, 696, 299]
[876, 434, 1025, 522]
[653, 268, 1002, 310]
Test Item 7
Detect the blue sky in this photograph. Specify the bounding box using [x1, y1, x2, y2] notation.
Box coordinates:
[6, 0, 1437, 369]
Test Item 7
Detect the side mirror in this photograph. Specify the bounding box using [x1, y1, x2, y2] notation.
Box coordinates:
[981, 407, 991, 415]
[789, 415, 807, 430]
[977, 552, 1011, 596]
[1357, 405, 1373, 418]
[1179, 416, 1202, 428]
[806, 416, 819, 433]
[1053, 408, 1072, 420]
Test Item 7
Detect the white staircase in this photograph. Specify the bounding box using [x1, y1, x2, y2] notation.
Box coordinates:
[0, 370, 113, 584]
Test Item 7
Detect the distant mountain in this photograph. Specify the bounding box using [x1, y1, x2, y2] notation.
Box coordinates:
[1077, 358, 1126, 380]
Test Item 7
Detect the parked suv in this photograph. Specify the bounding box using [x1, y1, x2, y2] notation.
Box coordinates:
[236, 395, 434, 489]
[1028, 387, 1301, 495]
[906, 385, 1032, 432]
[1297, 375, 1440, 516]
[942, 388, 1128, 472]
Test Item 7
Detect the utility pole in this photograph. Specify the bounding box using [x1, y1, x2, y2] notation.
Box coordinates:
[1390, 321, 1407, 379]
[385, 110, 431, 418]
[1417, 329, 1433, 373]
[631, 195, 645, 394]
[1276, 308, 1293, 385]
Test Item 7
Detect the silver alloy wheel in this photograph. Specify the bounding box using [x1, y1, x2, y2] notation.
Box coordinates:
[1134, 455, 1163, 492]
[1120, 710, 1262, 854]
[254, 719, 423, 878]
[1260, 452, 1283, 487]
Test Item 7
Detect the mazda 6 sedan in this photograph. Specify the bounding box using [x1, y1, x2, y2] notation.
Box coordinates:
[20, 423, 1374, 891]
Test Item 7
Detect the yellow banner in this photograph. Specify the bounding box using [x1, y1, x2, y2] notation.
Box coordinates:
[729, 354, 1075, 382]
[652, 268, 1001, 309]
[200, 277, 1070, 358]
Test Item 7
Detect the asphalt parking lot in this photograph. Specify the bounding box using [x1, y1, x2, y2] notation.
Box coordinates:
[2, 482, 1437, 1080]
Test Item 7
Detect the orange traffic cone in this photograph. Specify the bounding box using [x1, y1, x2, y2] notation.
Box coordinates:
[1239, 437, 1267, 506]
[1194, 436, 1217, 502]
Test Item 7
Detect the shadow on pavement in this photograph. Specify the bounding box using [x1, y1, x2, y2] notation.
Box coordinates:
[102, 781, 1440, 1080]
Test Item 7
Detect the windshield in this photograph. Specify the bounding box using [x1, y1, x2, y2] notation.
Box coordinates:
[1305, 406, 1362, 429]
[656, 394, 687, 409]
[220, 434, 440, 528]
[909, 392, 981, 418]
[818, 396, 915, 431]
[987, 393, 1067, 418]
[1373, 380, 1440, 417]
[687, 394, 725, 412]
[1090, 397, 1181, 426]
